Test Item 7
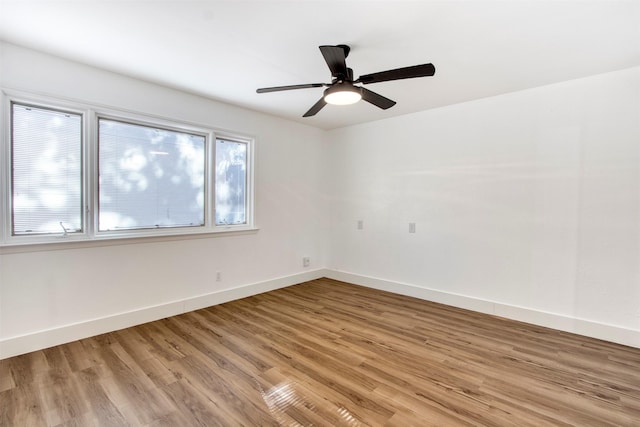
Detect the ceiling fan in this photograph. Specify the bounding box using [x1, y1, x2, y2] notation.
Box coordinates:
[256, 44, 436, 117]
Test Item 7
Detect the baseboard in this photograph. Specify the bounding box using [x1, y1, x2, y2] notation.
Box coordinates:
[4, 267, 637, 359]
[325, 269, 640, 349]
[0, 268, 328, 360]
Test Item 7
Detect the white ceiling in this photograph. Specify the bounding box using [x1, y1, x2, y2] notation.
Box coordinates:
[1, 0, 639, 130]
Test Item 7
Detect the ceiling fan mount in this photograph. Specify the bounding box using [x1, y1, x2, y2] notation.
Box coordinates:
[256, 44, 436, 117]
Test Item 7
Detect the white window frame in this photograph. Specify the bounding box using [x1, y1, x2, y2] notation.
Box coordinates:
[0, 90, 256, 248]
[213, 133, 255, 232]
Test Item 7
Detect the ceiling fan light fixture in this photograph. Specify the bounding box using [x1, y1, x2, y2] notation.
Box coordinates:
[256, 44, 435, 117]
[323, 83, 362, 105]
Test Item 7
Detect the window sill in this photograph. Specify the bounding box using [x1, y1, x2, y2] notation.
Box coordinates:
[0, 227, 260, 254]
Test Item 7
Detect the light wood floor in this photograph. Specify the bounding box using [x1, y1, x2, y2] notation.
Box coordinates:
[2, 278, 640, 426]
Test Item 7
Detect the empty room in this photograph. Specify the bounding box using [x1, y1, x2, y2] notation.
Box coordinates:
[1, 0, 639, 425]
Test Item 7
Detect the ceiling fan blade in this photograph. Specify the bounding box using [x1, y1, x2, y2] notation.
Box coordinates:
[303, 98, 327, 117]
[357, 63, 436, 85]
[319, 45, 349, 79]
[361, 87, 396, 110]
[257, 83, 325, 93]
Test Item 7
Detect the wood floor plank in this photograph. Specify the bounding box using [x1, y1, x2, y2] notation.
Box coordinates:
[2, 278, 640, 426]
[6, 383, 54, 426]
[0, 360, 16, 393]
[74, 366, 131, 427]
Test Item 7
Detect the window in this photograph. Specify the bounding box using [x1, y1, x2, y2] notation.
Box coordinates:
[11, 103, 83, 236]
[215, 138, 247, 225]
[2, 94, 254, 246]
[98, 118, 206, 231]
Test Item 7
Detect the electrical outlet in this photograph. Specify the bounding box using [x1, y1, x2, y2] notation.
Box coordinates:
[409, 222, 416, 233]
[303, 257, 310, 267]
[216, 271, 222, 281]
[357, 220, 364, 230]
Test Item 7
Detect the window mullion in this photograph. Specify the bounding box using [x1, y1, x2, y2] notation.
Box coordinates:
[86, 109, 97, 239]
[207, 131, 216, 229]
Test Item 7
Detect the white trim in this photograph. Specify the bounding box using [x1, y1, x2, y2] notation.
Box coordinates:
[0, 90, 9, 242]
[0, 227, 260, 254]
[0, 268, 329, 359]
[2, 268, 638, 359]
[325, 269, 640, 349]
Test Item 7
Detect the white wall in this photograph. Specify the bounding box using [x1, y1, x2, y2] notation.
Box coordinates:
[0, 43, 329, 358]
[327, 67, 640, 347]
